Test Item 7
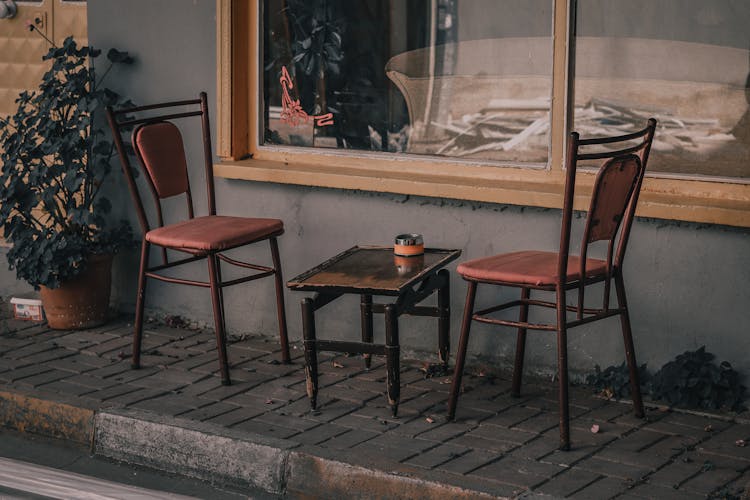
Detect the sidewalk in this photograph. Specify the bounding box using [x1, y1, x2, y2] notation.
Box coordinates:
[0, 313, 748, 499]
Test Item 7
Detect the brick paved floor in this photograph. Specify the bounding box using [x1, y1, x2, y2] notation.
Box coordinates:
[1, 314, 748, 499]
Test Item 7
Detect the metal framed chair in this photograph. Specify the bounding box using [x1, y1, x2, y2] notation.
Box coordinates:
[448, 119, 657, 450]
[106, 92, 290, 385]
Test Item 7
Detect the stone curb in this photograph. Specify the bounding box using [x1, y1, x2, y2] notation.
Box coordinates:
[0, 390, 508, 498]
[0, 390, 94, 446]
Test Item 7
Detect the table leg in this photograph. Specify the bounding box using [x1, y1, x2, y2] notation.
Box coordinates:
[360, 294, 374, 369]
[301, 298, 318, 410]
[437, 269, 450, 367]
[385, 304, 400, 417]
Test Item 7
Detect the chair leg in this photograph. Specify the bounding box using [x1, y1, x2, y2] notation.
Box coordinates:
[270, 237, 291, 364]
[360, 294, 374, 369]
[208, 254, 231, 385]
[556, 285, 571, 451]
[448, 281, 477, 421]
[615, 273, 645, 418]
[302, 297, 319, 410]
[385, 304, 400, 417]
[132, 240, 150, 369]
[511, 287, 530, 397]
[437, 269, 450, 368]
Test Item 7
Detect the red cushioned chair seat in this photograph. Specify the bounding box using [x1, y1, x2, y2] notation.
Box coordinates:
[146, 215, 283, 252]
[457, 250, 607, 286]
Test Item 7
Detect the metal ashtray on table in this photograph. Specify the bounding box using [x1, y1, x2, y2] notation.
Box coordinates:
[287, 245, 461, 416]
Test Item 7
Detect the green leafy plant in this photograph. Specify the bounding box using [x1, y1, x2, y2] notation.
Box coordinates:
[587, 346, 747, 412]
[649, 347, 746, 412]
[0, 35, 134, 289]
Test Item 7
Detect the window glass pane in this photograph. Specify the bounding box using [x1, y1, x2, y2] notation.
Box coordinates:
[262, 0, 553, 164]
[575, 0, 750, 180]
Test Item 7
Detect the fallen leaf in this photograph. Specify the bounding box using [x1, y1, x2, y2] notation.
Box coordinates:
[426, 417, 435, 424]
[265, 399, 274, 404]
[735, 439, 747, 447]
[332, 361, 345, 368]
[590, 424, 600, 434]
[704, 425, 713, 432]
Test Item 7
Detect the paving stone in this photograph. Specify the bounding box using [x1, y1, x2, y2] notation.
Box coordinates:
[37, 379, 100, 397]
[436, 448, 501, 475]
[511, 411, 559, 434]
[657, 412, 734, 431]
[645, 458, 703, 488]
[85, 361, 137, 379]
[131, 393, 208, 415]
[203, 405, 265, 427]
[698, 424, 750, 462]
[84, 383, 142, 402]
[447, 405, 496, 425]
[225, 392, 294, 412]
[595, 446, 673, 469]
[466, 423, 538, 445]
[471, 455, 567, 488]
[52, 331, 119, 350]
[0, 364, 53, 383]
[178, 401, 241, 421]
[0, 358, 30, 375]
[81, 336, 132, 356]
[643, 434, 702, 459]
[255, 411, 320, 432]
[365, 432, 435, 454]
[404, 443, 470, 469]
[129, 368, 207, 391]
[626, 482, 705, 500]
[576, 456, 653, 481]
[680, 466, 743, 496]
[602, 428, 669, 453]
[45, 354, 113, 373]
[447, 434, 517, 454]
[11, 367, 72, 386]
[534, 467, 602, 497]
[570, 475, 633, 500]
[2, 342, 58, 360]
[231, 418, 300, 440]
[62, 374, 119, 391]
[290, 423, 349, 446]
[415, 421, 474, 442]
[315, 429, 380, 450]
[330, 413, 399, 432]
[105, 388, 171, 407]
[483, 405, 541, 428]
[349, 440, 420, 463]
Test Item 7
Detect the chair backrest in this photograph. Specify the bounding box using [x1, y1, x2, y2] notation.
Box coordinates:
[559, 118, 656, 311]
[105, 92, 217, 235]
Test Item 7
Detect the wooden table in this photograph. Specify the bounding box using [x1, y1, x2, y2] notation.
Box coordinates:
[287, 246, 461, 416]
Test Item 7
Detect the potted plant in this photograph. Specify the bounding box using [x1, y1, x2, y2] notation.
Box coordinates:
[0, 33, 134, 329]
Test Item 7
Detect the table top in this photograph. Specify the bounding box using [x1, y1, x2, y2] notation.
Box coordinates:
[287, 246, 461, 295]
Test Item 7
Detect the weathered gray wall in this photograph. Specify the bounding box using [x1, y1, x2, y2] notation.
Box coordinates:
[84, 0, 750, 380]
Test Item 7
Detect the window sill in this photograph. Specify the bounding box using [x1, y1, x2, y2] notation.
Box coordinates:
[214, 158, 750, 228]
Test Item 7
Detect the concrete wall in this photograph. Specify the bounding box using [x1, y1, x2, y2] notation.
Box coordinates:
[83, 0, 750, 380]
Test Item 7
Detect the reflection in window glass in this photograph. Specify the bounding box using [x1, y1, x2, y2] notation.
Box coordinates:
[575, 0, 750, 179]
[262, 0, 553, 164]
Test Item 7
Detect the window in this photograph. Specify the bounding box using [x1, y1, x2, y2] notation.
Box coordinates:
[262, 0, 553, 166]
[574, 0, 750, 181]
[215, 0, 750, 228]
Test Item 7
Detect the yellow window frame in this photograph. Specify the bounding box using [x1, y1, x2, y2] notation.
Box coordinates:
[214, 0, 750, 228]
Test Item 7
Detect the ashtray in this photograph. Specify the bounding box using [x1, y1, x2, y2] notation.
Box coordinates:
[394, 233, 424, 256]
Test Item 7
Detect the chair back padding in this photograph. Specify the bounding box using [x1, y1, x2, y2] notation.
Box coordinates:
[586, 154, 641, 243]
[133, 122, 190, 199]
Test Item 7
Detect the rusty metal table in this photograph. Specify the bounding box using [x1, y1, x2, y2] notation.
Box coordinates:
[287, 246, 461, 416]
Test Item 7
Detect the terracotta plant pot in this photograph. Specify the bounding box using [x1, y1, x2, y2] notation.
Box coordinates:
[40, 254, 113, 330]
